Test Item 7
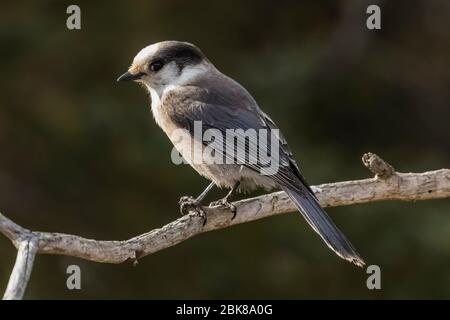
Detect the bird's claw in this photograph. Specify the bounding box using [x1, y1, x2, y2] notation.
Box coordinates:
[209, 199, 237, 220]
[179, 196, 196, 215]
[179, 196, 207, 226]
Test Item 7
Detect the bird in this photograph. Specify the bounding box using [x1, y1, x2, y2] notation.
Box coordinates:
[117, 41, 365, 267]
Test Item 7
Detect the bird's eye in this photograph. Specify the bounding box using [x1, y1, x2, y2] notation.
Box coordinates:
[150, 60, 164, 72]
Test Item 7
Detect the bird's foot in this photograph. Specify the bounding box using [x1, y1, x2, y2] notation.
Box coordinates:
[179, 196, 197, 215]
[179, 196, 207, 226]
[209, 198, 237, 220]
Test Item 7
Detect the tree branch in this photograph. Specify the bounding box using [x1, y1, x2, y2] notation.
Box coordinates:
[3, 238, 38, 300]
[1, 153, 450, 299]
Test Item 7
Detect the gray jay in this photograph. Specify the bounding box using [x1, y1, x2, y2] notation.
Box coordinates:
[117, 41, 364, 267]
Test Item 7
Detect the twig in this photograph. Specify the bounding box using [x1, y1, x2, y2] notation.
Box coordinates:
[362, 152, 396, 179]
[1, 153, 449, 299]
[3, 238, 38, 300]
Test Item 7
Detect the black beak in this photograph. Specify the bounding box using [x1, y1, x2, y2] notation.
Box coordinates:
[117, 71, 145, 82]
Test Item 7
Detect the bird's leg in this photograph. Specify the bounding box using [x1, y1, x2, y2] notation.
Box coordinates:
[209, 181, 240, 220]
[179, 182, 216, 225]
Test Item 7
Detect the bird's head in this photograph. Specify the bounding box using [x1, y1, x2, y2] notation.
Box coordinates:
[117, 41, 209, 96]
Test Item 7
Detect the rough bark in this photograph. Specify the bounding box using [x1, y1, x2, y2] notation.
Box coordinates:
[1, 153, 449, 299]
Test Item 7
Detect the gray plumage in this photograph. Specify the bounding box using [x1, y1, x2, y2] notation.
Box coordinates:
[118, 41, 365, 267]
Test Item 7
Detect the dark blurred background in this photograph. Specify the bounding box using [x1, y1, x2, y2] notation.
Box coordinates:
[1, 0, 449, 299]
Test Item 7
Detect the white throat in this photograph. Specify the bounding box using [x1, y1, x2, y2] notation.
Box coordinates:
[146, 64, 208, 112]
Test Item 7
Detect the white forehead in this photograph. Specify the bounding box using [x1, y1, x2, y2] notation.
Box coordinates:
[133, 43, 160, 65]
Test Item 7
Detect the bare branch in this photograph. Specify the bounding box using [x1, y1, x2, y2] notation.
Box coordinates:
[0, 212, 31, 247]
[3, 238, 38, 300]
[362, 152, 396, 179]
[1, 153, 450, 299]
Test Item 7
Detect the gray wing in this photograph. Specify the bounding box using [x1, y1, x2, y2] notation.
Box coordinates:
[163, 73, 364, 266]
[260, 110, 314, 194]
[165, 73, 305, 187]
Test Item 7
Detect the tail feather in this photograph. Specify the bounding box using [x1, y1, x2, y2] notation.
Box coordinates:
[281, 184, 365, 267]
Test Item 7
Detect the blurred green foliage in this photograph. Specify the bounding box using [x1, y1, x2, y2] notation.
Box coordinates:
[0, 0, 449, 299]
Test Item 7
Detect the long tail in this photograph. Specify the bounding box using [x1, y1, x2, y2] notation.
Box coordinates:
[280, 184, 365, 267]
